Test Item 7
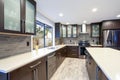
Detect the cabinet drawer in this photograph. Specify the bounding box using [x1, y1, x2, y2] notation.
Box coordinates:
[9, 56, 46, 77]
[8, 56, 47, 80]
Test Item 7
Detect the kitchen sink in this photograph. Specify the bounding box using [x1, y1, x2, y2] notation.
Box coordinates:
[47, 46, 58, 49]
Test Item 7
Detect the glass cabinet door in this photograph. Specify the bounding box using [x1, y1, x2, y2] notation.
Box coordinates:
[25, 0, 35, 33]
[91, 24, 100, 37]
[73, 26, 77, 37]
[62, 25, 67, 37]
[67, 25, 72, 37]
[4, 0, 21, 31]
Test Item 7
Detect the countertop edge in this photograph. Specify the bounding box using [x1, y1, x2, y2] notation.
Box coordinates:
[0, 45, 66, 73]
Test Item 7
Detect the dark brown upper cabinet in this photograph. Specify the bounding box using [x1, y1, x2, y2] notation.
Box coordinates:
[55, 23, 78, 38]
[62, 24, 67, 38]
[55, 23, 62, 38]
[66, 24, 78, 38]
[0, 0, 36, 35]
[102, 19, 120, 30]
[72, 25, 78, 37]
[91, 23, 101, 38]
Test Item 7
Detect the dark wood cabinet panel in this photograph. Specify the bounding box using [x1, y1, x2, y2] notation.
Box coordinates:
[67, 46, 79, 58]
[55, 23, 62, 38]
[0, 0, 4, 30]
[37, 58, 47, 80]
[47, 47, 66, 80]
[91, 23, 101, 38]
[91, 23, 102, 44]
[56, 48, 64, 68]
[86, 50, 108, 80]
[9, 56, 47, 80]
[0, 0, 36, 35]
[47, 52, 57, 80]
[98, 68, 108, 80]
[86, 51, 97, 80]
[102, 20, 120, 30]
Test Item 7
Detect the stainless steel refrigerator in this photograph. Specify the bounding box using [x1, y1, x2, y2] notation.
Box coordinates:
[103, 30, 120, 49]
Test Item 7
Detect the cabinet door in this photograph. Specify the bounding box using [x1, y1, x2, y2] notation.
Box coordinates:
[4, 0, 21, 32]
[55, 23, 62, 38]
[91, 23, 100, 38]
[73, 26, 77, 37]
[56, 50, 62, 68]
[25, 0, 36, 34]
[10, 65, 33, 80]
[62, 25, 67, 37]
[98, 69, 108, 80]
[67, 25, 72, 37]
[67, 46, 78, 58]
[37, 57, 47, 80]
[9, 57, 47, 80]
[47, 53, 57, 80]
[87, 57, 97, 80]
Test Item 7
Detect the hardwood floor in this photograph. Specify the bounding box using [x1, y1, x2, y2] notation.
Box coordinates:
[50, 58, 89, 80]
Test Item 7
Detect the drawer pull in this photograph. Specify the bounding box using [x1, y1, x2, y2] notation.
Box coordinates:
[30, 61, 41, 68]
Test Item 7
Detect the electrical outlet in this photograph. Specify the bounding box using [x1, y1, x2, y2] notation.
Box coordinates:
[27, 41, 29, 46]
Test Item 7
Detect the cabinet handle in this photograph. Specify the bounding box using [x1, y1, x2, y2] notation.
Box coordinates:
[30, 61, 41, 68]
[48, 53, 56, 58]
[58, 53, 61, 55]
[36, 68, 39, 80]
[33, 69, 36, 80]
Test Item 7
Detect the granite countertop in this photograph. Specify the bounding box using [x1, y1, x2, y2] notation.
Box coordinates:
[0, 45, 66, 73]
[86, 47, 120, 80]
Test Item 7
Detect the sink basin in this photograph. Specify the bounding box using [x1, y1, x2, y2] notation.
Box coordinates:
[47, 46, 58, 49]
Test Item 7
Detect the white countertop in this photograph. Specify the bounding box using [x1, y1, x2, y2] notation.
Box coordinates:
[86, 47, 120, 80]
[90, 44, 103, 47]
[65, 44, 78, 46]
[0, 45, 66, 73]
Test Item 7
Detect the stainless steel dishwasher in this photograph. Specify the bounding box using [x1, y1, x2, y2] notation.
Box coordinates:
[47, 52, 57, 80]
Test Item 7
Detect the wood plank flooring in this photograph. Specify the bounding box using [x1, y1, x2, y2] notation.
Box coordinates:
[50, 58, 89, 80]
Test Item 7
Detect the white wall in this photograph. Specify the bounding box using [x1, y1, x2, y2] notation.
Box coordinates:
[36, 11, 55, 46]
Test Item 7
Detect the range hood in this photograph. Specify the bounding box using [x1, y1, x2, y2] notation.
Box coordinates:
[80, 24, 87, 33]
[79, 24, 90, 41]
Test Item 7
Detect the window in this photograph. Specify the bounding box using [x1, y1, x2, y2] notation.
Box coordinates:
[33, 20, 53, 49]
[45, 25, 53, 47]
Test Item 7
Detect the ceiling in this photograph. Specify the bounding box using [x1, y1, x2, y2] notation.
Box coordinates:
[36, 0, 120, 24]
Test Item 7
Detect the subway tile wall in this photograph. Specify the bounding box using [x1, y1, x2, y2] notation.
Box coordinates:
[0, 34, 31, 59]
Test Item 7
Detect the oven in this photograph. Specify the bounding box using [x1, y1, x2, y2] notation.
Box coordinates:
[79, 40, 90, 56]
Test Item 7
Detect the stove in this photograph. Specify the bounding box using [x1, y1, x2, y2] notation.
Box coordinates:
[79, 40, 90, 55]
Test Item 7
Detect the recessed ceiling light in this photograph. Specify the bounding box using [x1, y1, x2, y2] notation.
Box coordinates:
[59, 13, 64, 17]
[83, 20, 87, 23]
[116, 14, 120, 18]
[92, 8, 98, 12]
[66, 22, 69, 25]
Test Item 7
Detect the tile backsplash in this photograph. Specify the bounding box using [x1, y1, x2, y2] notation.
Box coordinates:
[0, 34, 31, 59]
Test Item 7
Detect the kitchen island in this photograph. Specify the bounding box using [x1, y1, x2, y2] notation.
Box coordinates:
[86, 47, 120, 80]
